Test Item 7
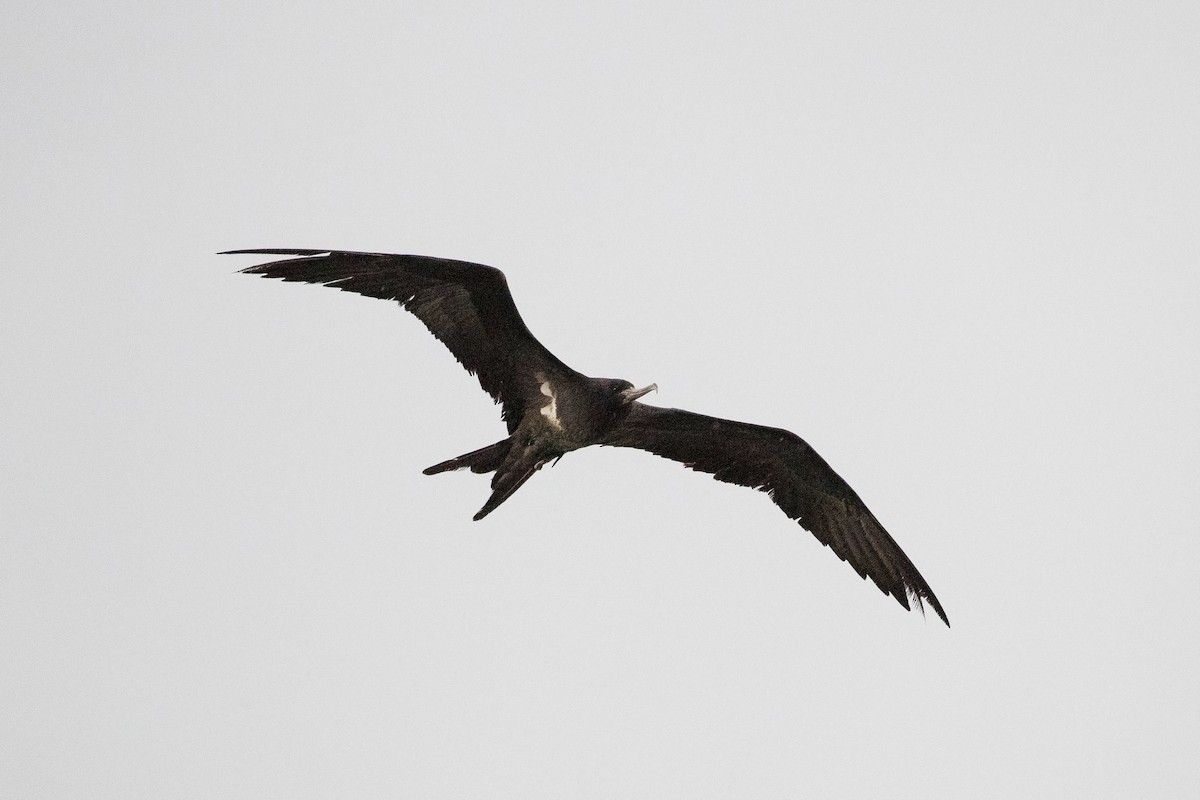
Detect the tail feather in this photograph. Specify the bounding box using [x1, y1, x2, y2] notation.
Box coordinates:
[473, 462, 541, 521]
[423, 439, 510, 475]
[423, 437, 548, 521]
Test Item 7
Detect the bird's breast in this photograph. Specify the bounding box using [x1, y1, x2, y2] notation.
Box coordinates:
[536, 372, 565, 431]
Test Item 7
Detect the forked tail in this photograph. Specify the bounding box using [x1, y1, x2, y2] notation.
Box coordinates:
[423, 437, 548, 521]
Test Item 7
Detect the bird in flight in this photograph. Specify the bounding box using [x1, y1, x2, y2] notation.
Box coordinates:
[229, 248, 948, 625]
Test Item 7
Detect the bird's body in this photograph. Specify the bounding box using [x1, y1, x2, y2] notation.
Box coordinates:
[230, 248, 949, 625]
[424, 371, 655, 521]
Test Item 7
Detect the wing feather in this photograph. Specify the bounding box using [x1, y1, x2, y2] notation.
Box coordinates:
[227, 249, 578, 429]
[603, 403, 948, 625]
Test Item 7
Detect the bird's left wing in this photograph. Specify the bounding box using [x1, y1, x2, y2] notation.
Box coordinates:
[601, 403, 948, 625]
[227, 249, 578, 430]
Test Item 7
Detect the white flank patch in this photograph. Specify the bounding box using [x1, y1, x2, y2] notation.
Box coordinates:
[536, 371, 563, 430]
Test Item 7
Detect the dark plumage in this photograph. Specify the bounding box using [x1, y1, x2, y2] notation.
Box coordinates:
[229, 248, 948, 625]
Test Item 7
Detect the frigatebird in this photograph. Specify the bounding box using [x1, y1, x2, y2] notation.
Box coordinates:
[230, 248, 948, 625]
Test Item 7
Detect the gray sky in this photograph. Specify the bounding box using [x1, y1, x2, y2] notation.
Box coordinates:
[3, 1, 1198, 797]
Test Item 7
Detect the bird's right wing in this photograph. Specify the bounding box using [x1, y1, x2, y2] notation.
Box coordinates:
[602, 403, 948, 625]
[227, 249, 579, 431]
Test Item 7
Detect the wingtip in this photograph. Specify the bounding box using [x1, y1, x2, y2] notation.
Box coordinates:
[219, 248, 333, 256]
[913, 591, 951, 627]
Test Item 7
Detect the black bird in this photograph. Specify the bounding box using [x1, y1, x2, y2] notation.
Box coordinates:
[230, 248, 948, 625]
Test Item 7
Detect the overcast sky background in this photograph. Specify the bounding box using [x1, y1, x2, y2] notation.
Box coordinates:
[3, 2, 1198, 797]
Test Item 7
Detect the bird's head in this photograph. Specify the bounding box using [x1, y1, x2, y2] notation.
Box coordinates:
[608, 379, 658, 405]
